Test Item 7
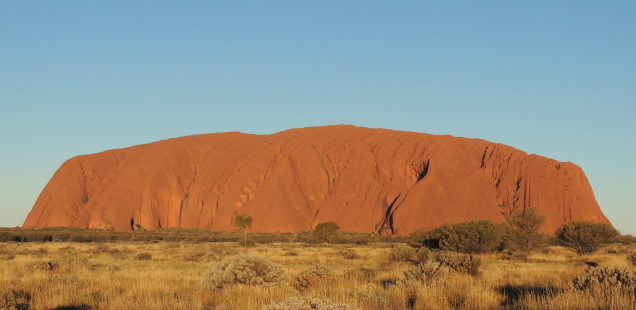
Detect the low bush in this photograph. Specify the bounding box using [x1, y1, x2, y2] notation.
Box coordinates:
[334, 232, 371, 245]
[389, 246, 480, 275]
[555, 222, 619, 255]
[0, 232, 15, 243]
[389, 245, 429, 264]
[617, 234, 636, 244]
[628, 252, 636, 266]
[572, 265, 636, 295]
[135, 252, 152, 260]
[312, 222, 340, 243]
[262, 296, 355, 310]
[69, 234, 94, 243]
[203, 254, 284, 289]
[56, 256, 90, 271]
[0, 290, 31, 310]
[406, 227, 429, 247]
[433, 251, 481, 275]
[183, 252, 206, 262]
[389, 245, 416, 262]
[403, 260, 449, 283]
[0, 250, 15, 260]
[207, 244, 239, 258]
[605, 246, 620, 254]
[292, 264, 334, 291]
[28, 261, 59, 272]
[28, 256, 90, 273]
[337, 248, 359, 260]
[92, 244, 119, 255]
[422, 220, 503, 253]
[355, 268, 376, 280]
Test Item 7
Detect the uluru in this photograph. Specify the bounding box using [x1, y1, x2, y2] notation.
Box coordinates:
[23, 125, 610, 235]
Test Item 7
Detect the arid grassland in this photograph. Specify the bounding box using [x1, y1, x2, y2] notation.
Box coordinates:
[1, 239, 635, 310]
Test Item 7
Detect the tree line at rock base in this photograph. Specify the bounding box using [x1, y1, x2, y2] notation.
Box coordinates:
[4, 208, 635, 257]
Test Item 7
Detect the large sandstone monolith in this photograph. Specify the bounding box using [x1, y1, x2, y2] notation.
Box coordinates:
[23, 125, 610, 234]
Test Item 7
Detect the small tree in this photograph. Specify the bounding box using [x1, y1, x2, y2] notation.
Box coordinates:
[555, 221, 619, 255]
[504, 207, 547, 256]
[234, 214, 253, 247]
[312, 222, 340, 243]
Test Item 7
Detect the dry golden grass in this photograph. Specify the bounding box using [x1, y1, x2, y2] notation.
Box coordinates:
[0, 241, 635, 310]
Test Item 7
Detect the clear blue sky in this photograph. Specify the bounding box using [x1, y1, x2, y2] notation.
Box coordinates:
[1, 1, 634, 234]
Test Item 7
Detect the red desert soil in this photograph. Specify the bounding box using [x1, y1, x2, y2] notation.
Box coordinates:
[24, 125, 609, 234]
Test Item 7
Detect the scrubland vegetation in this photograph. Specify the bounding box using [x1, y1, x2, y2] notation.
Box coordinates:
[1, 219, 635, 309]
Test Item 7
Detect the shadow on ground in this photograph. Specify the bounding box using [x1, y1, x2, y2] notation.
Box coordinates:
[49, 305, 91, 310]
[498, 285, 560, 307]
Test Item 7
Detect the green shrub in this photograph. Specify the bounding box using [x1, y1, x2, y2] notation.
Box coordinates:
[334, 232, 371, 245]
[292, 264, 334, 291]
[312, 222, 340, 243]
[69, 234, 94, 243]
[504, 207, 547, 255]
[555, 222, 619, 255]
[203, 254, 284, 289]
[423, 220, 503, 253]
[0, 232, 16, 243]
[55, 233, 71, 242]
[572, 265, 636, 295]
[389, 245, 430, 264]
[406, 227, 429, 247]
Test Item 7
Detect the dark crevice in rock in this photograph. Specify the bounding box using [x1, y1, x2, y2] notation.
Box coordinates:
[481, 145, 489, 168]
[178, 163, 199, 227]
[178, 200, 185, 226]
[416, 160, 430, 183]
[79, 163, 89, 204]
[480, 144, 495, 169]
[515, 177, 523, 191]
[378, 195, 400, 234]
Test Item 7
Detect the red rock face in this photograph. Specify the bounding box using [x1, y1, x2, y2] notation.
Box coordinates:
[23, 125, 610, 234]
